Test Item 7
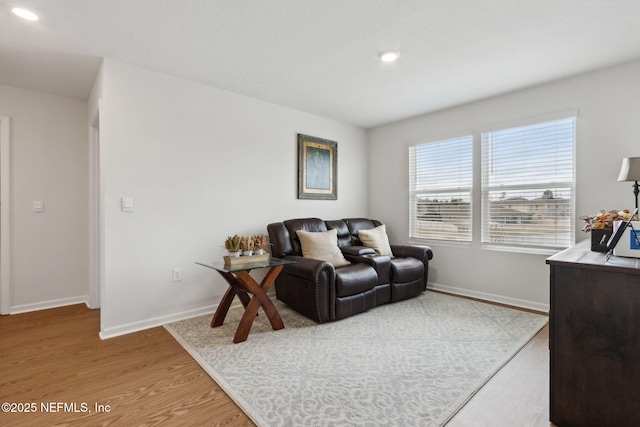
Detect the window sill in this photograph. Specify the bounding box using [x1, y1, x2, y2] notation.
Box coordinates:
[481, 243, 568, 256]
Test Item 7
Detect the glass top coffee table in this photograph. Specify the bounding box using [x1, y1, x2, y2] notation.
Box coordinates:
[196, 257, 295, 343]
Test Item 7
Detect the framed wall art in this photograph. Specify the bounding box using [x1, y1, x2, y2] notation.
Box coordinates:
[297, 134, 337, 200]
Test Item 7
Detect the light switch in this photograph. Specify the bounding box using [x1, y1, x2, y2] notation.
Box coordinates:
[121, 197, 134, 212]
[33, 200, 44, 213]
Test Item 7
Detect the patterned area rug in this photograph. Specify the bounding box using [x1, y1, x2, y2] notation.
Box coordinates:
[165, 291, 547, 426]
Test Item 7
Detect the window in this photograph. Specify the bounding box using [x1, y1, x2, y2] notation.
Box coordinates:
[481, 114, 576, 251]
[409, 135, 473, 242]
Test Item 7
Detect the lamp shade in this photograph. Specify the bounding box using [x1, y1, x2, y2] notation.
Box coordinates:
[617, 157, 640, 182]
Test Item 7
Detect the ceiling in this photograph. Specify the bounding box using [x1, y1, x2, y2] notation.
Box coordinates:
[2, 0, 640, 129]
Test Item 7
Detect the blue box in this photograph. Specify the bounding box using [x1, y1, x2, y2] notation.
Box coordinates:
[631, 230, 640, 250]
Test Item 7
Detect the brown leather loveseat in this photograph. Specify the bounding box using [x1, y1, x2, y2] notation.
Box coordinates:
[267, 218, 433, 322]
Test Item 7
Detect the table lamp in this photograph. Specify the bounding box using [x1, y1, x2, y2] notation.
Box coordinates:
[617, 157, 640, 209]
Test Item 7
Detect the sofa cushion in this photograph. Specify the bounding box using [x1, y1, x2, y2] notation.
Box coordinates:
[325, 219, 351, 248]
[284, 218, 328, 256]
[344, 218, 379, 245]
[296, 229, 350, 267]
[267, 222, 294, 258]
[335, 263, 377, 297]
[358, 224, 393, 257]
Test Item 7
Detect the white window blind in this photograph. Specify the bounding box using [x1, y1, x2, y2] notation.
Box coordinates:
[481, 115, 575, 251]
[409, 135, 473, 242]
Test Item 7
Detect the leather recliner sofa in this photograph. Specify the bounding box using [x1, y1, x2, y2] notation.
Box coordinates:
[267, 217, 433, 322]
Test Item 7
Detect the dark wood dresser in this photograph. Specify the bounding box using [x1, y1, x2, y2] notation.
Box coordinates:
[546, 240, 640, 427]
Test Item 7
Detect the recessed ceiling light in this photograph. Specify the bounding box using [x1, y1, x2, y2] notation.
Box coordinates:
[378, 50, 400, 63]
[11, 7, 39, 21]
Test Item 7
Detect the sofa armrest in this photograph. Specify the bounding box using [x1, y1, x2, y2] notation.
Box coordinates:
[341, 246, 376, 256]
[279, 255, 335, 283]
[390, 245, 433, 289]
[275, 255, 336, 322]
[390, 245, 434, 262]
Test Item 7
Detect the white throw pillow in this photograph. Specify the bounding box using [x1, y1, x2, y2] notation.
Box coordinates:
[296, 229, 351, 267]
[358, 224, 393, 257]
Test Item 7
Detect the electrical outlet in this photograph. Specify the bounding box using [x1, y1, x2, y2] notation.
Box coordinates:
[172, 267, 183, 282]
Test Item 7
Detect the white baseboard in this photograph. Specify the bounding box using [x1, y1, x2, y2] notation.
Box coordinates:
[8, 295, 238, 340]
[10, 295, 90, 314]
[427, 282, 549, 314]
[9, 286, 546, 339]
[99, 304, 218, 340]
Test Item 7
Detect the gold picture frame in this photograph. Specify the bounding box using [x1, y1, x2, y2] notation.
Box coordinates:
[297, 134, 337, 200]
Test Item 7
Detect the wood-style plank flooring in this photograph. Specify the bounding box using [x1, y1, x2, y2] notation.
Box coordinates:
[0, 305, 253, 426]
[1, 303, 551, 426]
[447, 321, 552, 426]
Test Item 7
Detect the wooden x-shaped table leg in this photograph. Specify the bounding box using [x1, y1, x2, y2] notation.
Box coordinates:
[210, 265, 285, 343]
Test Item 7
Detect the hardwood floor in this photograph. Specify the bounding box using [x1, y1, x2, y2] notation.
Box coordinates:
[1, 303, 551, 426]
[447, 322, 552, 427]
[0, 305, 253, 426]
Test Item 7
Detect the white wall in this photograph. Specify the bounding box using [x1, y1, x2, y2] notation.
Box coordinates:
[94, 59, 369, 337]
[6, 57, 638, 331]
[368, 60, 640, 311]
[0, 85, 89, 312]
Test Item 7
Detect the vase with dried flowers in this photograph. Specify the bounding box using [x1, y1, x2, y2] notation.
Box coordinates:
[581, 209, 638, 252]
[239, 235, 255, 256]
[224, 235, 242, 257]
[252, 234, 269, 255]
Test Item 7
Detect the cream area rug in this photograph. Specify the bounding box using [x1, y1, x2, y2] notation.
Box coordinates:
[165, 291, 548, 427]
